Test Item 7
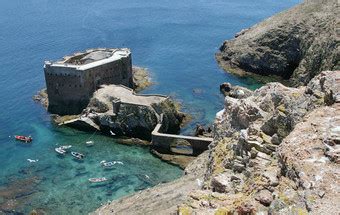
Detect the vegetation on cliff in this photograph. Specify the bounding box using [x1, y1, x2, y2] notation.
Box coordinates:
[216, 0, 338, 86]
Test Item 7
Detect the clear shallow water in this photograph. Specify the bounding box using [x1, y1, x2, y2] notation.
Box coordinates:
[0, 0, 300, 214]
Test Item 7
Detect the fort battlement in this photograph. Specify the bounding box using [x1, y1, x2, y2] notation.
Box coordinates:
[44, 48, 133, 115]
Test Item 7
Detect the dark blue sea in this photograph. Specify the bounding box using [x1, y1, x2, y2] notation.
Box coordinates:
[0, 0, 300, 214]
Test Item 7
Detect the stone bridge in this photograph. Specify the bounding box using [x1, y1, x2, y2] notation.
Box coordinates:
[151, 121, 213, 155]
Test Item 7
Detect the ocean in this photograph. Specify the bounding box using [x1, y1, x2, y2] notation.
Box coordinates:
[0, 0, 300, 214]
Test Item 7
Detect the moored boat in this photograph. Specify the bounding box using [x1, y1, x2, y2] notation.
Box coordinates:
[101, 161, 115, 168]
[85, 141, 94, 146]
[15, 135, 32, 143]
[55, 147, 66, 155]
[100, 160, 124, 168]
[88, 177, 108, 183]
[60, 145, 72, 150]
[71, 151, 85, 160]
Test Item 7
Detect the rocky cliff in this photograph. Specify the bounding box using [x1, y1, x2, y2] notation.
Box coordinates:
[93, 71, 340, 214]
[187, 71, 340, 214]
[216, 0, 339, 86]
[64, 85, 184, 141]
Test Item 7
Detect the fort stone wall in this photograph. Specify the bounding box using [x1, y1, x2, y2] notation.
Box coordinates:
[44, 49, 133, 115]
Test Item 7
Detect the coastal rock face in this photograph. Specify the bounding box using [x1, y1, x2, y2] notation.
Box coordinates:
[93, 71, 339, 214]
[278, 104, 340, 215]
[67, 85, 184, 140]
[132, 66, 153, 92]
[219, 82, 252, 99]
[91, 71, 340, 215]
[216, 0, 339, 86]
[181, 71, 339, 214]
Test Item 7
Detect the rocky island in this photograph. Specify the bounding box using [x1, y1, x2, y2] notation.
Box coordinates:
[35, 48, 213, 168]
[93, 0, 340, 214]
[36, 48, 186, 140]
[63, 84, 184, 140]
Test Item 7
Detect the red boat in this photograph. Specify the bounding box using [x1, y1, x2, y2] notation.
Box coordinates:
[15, 135, 33, 143]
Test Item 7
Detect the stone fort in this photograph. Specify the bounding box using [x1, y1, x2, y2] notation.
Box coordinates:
[44, 48, 133, 115]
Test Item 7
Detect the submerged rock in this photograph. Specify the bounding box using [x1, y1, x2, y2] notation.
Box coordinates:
[150, 149, 196, 169]
[91, 151, 209, 215]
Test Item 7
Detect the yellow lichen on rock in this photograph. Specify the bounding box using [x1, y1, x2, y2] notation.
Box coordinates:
[214, 207, 232, 215]
[178, 205, 192, 215]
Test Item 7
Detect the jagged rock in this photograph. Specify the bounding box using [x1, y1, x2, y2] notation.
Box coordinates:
[216, 0, 338, 86]
[210, 171, 245, 194]
[278, 103, 340, 214]
[255, 189, 273, 206]
[195, 124, 205, 136]
[63, 85, 184, 140]
[219, 82, 253, 98]
[271, 134, 280, 145]
[201, 71, 339, 214]
[211, 173, 232, 193]
[262, 168, 279, 187]
[132, 66, 152, 92]
[32, 88, 48, 108]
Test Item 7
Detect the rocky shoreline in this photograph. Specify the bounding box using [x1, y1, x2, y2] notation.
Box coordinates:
[94, 71, 339, 215]
[216, 0, 338, 86]
[34, 66, 185, 141]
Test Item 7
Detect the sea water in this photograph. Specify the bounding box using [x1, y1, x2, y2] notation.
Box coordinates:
[0, 0, 300, 214]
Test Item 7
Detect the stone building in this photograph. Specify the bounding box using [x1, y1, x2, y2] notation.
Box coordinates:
[44, 48, 133, 115]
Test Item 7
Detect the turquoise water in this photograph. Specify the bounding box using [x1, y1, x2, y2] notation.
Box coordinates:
[0, 0, 300, 214]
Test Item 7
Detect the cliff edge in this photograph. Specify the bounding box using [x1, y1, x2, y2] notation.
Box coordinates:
[93, 71, 339, 214]
[216, 0, 339, 86]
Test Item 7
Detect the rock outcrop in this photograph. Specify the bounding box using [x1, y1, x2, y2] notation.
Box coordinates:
[34, 67, 185, 141]
[93, 71, 340, 214]
[183, 71, 340, 214]
[216, 0, 339, 86]
[64, 85, 184, 140]
[132, 66, 153, 92]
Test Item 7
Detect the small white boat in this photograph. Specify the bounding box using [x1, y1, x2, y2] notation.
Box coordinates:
[60, 145, 72, 150]
[86, 141, 94, 146]
[101, 161, 115, 168]
[55, 147, 66, 155]
[71, 151, 84, 160]
[100, 160, 124, 168]
[27, 159, 39, 163]
[88, 177, 108, 183]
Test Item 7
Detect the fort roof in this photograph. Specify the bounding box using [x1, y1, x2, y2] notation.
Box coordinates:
[44, 48, 130, 71]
